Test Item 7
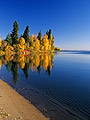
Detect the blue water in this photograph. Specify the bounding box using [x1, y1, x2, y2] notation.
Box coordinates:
[0, 51, 90, 120]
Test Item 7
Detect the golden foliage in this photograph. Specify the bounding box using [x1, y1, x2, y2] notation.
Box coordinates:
[35, 39, 40, 51]
[42, 34, 49, 51]
[14, 44, 24, 52]
[1, 41, 7, 48]
[5, 45, 14, 52]
[5, 55, 14, 61]
[19, 37, 25, 45]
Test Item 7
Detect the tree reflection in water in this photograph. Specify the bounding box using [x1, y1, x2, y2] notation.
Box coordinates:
[0, 53, 54, 84]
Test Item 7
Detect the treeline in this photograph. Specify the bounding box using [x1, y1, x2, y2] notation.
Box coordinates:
[0, 21, 56, 54]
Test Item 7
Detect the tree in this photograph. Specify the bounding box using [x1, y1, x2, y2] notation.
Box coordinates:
[1, 41, 7, 50]
[48, 29, 51, 39]
[0, 37, 2, 47]
[42, 34, 49, 51]
[11, 21, 19, 44]
[23, 25, 30, 43]
[35, 39, 40, 51]
[5, 45, 14, 52]
[19, 37, 25, 46]
[37, 30, 42, 41]
[37, 30, 43, 45]
[46, 30, 49, 36]
[6, 33, 12, 45]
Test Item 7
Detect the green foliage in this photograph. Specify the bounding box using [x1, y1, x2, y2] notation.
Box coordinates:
[54, 47, 61, 51]
[20, 34, 23, 38]
[0, 50, 5, 56]
[23, 25, 30, 43]
[48, 29, 51, 39]
[46, 30, 49, 36]
[37, 30, 42, 40]
[37, 30, 43, 45]
[11, 21, 19, 44]
[6, 33, 12, 45]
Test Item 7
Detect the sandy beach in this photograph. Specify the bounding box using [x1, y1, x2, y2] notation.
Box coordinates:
[0, 80, 49, 120]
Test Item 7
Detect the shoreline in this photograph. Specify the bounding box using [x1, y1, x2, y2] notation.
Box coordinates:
[0, 79, 49, 120]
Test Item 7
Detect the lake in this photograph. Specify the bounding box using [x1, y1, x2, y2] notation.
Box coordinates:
[0, 51, 90, 120]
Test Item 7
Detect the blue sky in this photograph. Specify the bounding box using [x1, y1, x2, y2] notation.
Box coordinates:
[0, 0, 90, 50]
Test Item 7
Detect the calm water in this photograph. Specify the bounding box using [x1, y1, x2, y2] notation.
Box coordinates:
[0, 51, 90, 120]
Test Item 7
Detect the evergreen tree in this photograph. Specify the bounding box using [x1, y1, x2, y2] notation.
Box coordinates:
[6, 33, 12, 45]
[46, 30, 49, 36]
[52, 35, 54, 40]
[20, 34, 23, 38]
[23, 25, 30, 43]
[37, 30, 42, 40]
[48, 29, 52, 39]
[11, 21, 19, 44]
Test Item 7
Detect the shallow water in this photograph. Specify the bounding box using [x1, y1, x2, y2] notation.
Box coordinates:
[0, 52, 90, 120]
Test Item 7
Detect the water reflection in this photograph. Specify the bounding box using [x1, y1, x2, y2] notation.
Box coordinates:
[0, 53, 54, 84]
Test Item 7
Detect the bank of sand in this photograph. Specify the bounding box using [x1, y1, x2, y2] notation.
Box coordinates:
[0, 80, 49, 120]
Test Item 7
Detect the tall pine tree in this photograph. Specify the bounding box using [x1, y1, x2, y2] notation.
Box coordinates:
[6, 33, 12, 45]
[37, 30, 42, 45]
[46, 30, 49, 36]
[37, 30, 42, 40]
[48, 29, 51, 39]
[23, 25, 30, 43]
[11, 21, 19, 44]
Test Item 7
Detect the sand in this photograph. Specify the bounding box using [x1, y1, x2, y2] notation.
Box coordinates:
[0, 80, 49, 120]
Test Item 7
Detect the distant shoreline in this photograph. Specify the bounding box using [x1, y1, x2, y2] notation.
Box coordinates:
[61, 50, 90, 52]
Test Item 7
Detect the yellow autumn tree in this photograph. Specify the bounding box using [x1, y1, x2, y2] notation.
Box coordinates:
[19, 37, 25, 45]
[13, 37, 25, 52]
[13, 44, 22, 52]
[42, 34, 49, 51]
[35, 39, 40, 51]
[19, 37, 25, 50]
[5, 45, 14, 52]
[30, 35, 36, 50]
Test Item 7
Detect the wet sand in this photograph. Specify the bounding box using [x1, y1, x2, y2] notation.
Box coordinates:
[0, 80, 49, 120]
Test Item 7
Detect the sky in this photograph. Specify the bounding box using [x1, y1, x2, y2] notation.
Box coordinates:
[0, 0, 90, 50]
